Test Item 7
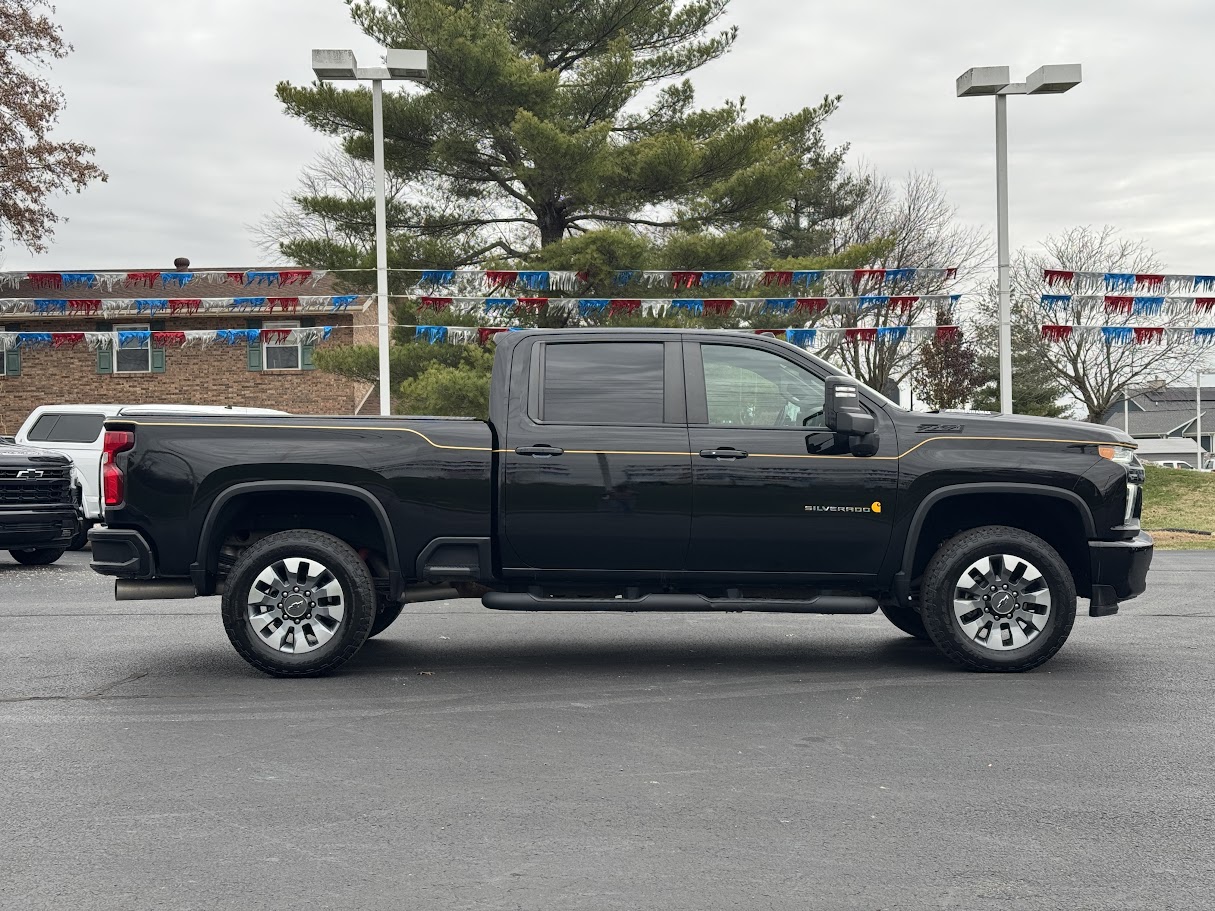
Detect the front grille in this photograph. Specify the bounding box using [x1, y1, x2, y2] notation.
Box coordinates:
[0, 467, 72, 506]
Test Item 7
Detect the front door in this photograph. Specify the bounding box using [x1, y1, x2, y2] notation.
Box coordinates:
[685, 340, 899, 579]
[502, 338, 691, 572]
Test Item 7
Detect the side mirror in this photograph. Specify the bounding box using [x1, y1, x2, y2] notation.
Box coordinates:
[824, 376, 876, 436]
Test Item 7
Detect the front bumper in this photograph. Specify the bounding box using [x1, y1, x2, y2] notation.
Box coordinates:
[1088, 531, 1154, 616]
[0, 507, 78, 549]
[89, 527, 156, 578]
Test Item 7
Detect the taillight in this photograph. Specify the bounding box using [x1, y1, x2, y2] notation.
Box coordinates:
[101, 430, 135, 507]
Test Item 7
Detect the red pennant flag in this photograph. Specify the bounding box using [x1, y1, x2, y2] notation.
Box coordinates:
[278, 269, 313, 286]
[1135, 274, 1165, 290]
[671, 271, 702, 289]
[478, 327, 509, 345]
[845, 327, 878, 343]
[703, 299, 734, 315]
[152, 331, 187, 348]
[267, 297, 300, 313]
[418, 296, 452, 311]
[168, 299, 202, 315]
[486, 270, 517, 289]
[29, 272, 64, 290]
[1195, 298, 1215, 313]
[1044, 270, 1075, 287]
[795, 298, 828, 313]
[260, 329, 292, 344]
[945, 268, 958, 280]
[125, 272, 158, 288]
[575, 271, 590, 284]
[227, 271, 249, 285]
[516, 297, 549, 312]
[51, 332, 85, 349]
[1133, 327, 1165, 345]
[1041, 325, 1074, 342]
[936, 326, 960, 341]
[607, 299, 640, 316]
[68, 299, 103, 316]
[753, 329, 782, 337]
[891, 296, 919, 314]
[762, 271, 793, 287]
[1104, 296, 1134, 314]
[853, 269, 886, 286]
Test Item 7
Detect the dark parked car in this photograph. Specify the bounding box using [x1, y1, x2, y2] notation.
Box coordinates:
[91, 329, 1152, 676]
[1, 440, 80, 565]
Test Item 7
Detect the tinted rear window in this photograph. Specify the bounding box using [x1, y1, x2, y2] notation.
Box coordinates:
[27, 413, 106, 443]
[543, 343, 665, 424]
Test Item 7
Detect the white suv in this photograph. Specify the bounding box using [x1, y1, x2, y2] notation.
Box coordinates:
[15, 404, 286, 538]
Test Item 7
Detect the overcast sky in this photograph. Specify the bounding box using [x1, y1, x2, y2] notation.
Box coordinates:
[5, 0, 1213, 275]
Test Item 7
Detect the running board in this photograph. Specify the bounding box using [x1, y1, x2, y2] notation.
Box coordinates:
[481, 592, 879, 614]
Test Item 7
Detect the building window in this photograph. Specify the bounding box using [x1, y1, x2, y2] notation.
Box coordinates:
[263, 321, 301, 370]
[115, 323, 151, 373]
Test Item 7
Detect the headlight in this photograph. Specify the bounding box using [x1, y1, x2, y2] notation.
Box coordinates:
[1099, 444, 1136, 464]
[1124, 482, 1140, 524]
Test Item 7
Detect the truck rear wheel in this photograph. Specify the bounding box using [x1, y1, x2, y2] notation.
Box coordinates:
[221, 530, 376, 677]
[879, 605, 930, 640]
[920, 525, 1076, 673]
[8, 547, 67, 566]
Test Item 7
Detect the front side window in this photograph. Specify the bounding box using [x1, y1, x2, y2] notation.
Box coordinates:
[542, 342, 665, 424]
[701, 344, 826, 428]
[264, 321, 301, 370]
[115, 323, 151, 373]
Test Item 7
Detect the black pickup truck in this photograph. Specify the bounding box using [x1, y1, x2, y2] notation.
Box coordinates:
[1, 441, 80, 565]
[90, 329, 1152, 676]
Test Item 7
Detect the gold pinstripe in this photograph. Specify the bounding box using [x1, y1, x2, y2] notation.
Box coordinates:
[120, 421, 1132, 461]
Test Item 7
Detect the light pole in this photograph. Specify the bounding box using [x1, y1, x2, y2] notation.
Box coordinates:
[957, 64, 1083, 415]
[312, 48, 429, 416]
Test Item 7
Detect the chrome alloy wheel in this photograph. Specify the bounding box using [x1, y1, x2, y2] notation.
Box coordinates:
[952, 553, 1052, 652]
[246, 557, 346, 654]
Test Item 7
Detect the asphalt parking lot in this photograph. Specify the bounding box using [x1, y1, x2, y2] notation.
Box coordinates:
[2, 550, 1212, 911]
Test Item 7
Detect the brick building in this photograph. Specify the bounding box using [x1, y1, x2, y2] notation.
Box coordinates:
[0, 259, 376, 433]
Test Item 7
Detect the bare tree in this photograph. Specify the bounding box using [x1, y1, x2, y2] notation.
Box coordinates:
[820, 168, 989, 391]
[1014, 225, 1206, 423]
[0, 0, 106, 254]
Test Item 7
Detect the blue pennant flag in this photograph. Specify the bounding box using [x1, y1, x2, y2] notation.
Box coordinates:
[792, 271, 823, 287]
[950, 294, 962, 305]
[877, 326, 908, 344]
[330, 295, 358, 311]
[34, 299, 68, 314]
[763, 299, 797, 314]
[672, 299, 704, 315]
[246, 271, 280, 286]
[1195, 328, 1215, 346]
[1104, 273, 1135, 292]
[232, 297, 266, 310]
[859, 295, 890, 311]
[421, 270, 455, 285]
[517, 271, 549, 291]
[1132, 297, 1164, 316]
[61, 273, 96, 288]
[160, 272, 194, 289]
[484, 298, 515, 312]
[701, 271, 734, 287]
[117, 331, 151, 348]
[578, 299, 610, 316]
[321, 326, 333, 341]
[136, 299, 169, 315]
[614, 271, 639, 286]
[1102, 326, 1134, 345]
[1193, 276, 1215, 292]
[1041, 294, 1072, 308]
[217, 329, 260, 345]
[785, 329, 816, 348]
[415, 326, 448, 345]
[885, 268, 916, 284]
[15, 332, 52, 348]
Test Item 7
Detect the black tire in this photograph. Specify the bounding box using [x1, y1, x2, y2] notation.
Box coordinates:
[367, 599, 405, 639]
[69, 522, 90, 551]
[921, 525, 1076, 673]
[8, 547, 67, 566]
[221, 530, 376, 677]
[880, 605, 930, 640]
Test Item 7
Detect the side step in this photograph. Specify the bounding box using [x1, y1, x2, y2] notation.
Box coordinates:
[482, 592, 878, 614]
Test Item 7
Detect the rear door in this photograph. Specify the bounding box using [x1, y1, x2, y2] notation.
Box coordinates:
[502, 337, 691, 572]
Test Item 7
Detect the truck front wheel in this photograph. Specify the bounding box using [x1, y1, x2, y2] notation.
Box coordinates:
[920, 525, 1077, 673]
[221, 530, 376, 677]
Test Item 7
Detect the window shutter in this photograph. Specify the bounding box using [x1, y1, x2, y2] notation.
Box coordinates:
[247, 318, 263, 371]
[2, 324, 19, 376]
[96, 321, 113, 374]
[150, 319, 166, 373]
[300, 316, 316, 371]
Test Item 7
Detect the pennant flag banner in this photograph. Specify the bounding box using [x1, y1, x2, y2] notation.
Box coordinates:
[1038, 294, 1215, 318]
[407, 324, 961, 351]
[396, 294, 961, 318]
[1043, 270, 1215, 295]
[1040, 325, 1215, 346]
[0, 269, 330, 290]
[0, 295, 364, 316]
[0, 327, 335, 352]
